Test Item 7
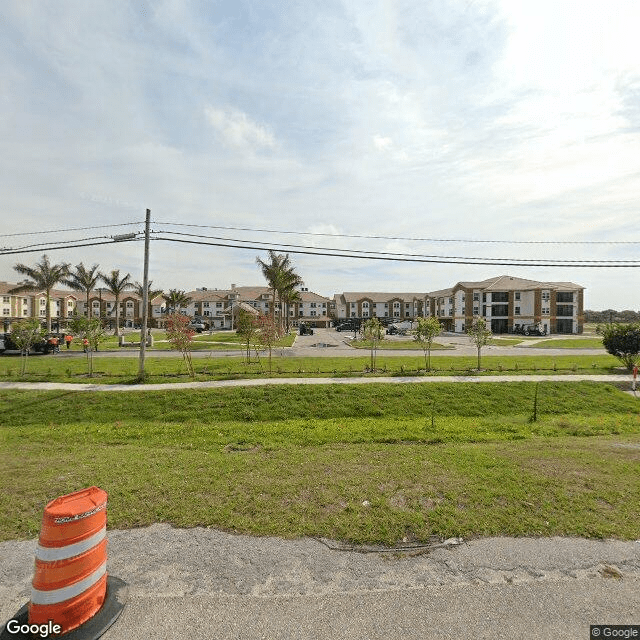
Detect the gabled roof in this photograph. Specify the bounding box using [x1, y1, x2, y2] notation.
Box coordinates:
[338, 292, 428, 303]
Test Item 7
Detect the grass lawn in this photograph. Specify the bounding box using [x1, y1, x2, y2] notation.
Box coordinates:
[0, 353, 628, 384]
[1, 382, 639, 543]
[530, 338, 604, 349]
[350, 340, 454, 350]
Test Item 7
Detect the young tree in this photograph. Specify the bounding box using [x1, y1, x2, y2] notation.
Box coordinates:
[413, 316, 442, 371]
[467, 318, 492, 370]
[10, 319, 44, 375]
[99, 269, 134, 336]
[362, 317, 384, 372]
[10, 254, 70, 332]
[256, 313, 280, 375]
[69, 316, 106, 377]
[62, 263, 100, 317]
[597, 322, 640, 371]
[165, 313, 196, 378]
[236, 308, 259, 363]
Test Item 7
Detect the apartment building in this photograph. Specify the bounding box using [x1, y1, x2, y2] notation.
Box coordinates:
[425, 275, 584, 334]
[0, 281, 79, 331]
[333, 292, 429, 322]
[182, 286, 333, 328]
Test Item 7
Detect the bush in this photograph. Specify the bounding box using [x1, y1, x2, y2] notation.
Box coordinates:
[598, 322, 640, 371]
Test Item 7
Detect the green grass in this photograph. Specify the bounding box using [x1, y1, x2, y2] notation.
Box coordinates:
[530, 338, 604, 349]
[350, 340, 454, 350]
[0, 353, 626, 384]
[1, 382, 639, 543]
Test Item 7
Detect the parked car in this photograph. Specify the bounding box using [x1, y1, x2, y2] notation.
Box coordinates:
[513, 323, 547, 336]
[386, 325, 407, 336]
[187, 321, 207, 333]
[0, 333, 58, 355]
[299, 323, 314, 336]
[335, 322, 359, 332]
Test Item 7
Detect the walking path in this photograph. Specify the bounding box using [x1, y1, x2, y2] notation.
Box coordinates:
[0, 373, 637, 392]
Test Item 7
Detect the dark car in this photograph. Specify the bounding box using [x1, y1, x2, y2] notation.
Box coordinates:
[335, 322, 358, 332]
[299, 323, 314, 336]
[0, 333, 57, 355]
[385, 325, 407, 336]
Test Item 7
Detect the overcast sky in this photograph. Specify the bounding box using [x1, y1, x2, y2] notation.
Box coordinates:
[1, 1, 639, 309]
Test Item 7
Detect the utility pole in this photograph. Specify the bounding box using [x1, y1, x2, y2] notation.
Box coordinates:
[138, 209, 151, 379]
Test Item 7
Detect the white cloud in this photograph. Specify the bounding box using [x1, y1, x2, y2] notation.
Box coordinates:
[205, 106, 276, 151]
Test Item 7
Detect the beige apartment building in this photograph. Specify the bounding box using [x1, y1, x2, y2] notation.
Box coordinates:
[425, 275, 584, 334]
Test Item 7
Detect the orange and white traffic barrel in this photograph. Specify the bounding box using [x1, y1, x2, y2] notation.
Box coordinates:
[1, 487, 127, 640]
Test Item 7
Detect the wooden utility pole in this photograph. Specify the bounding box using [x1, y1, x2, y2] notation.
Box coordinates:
[138, 209, 151, 379]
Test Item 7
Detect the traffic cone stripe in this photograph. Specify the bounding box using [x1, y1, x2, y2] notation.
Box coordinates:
[35, 525, 106, 562]
[32, 539, 107, 593]
[31, 562, 106, 605]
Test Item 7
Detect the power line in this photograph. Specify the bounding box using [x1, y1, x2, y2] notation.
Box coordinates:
[149, 235, 640, 268]
[152, 230, 640, 264]
[1, 231, 638, 268]
[0, 222, 144, 239]
[154, 221, 640, 245]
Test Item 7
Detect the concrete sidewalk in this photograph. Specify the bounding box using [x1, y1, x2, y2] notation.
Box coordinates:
[2, 526, 639, 639]
[0, 373, 637, 392]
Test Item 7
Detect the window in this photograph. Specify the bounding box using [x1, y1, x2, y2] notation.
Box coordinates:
[394, 302, 400, 309]
[542, 291, 550, 301]
[405, 310, 410, 317]
[203, 302, 209, 308]
[68, 301, 74, 307]
[542, 307, 550, 314]
[126, 301, 134, 308]
[2, 296, 9, 303]
[40, 299, 46, 306]
[40, 309, 46, 316]
[514, 306, 520, 315]
[556, 304, 573, 317]
[93, 301, 100, 308]
[449, 297, 453, 304]
[557, 292, 573, 302]
[394, 311, 400, 317]
[204, 310, 210, 316]
[3, 309, 9, 315]
[310, 303, 317, 308]
[384, 303, 389, 308]
[405, 303, 410, 309]
[473, 307, 479, 315]
[492, 292, 509, 302]
[515, 292, 521, 301]
[473, 293, 479, 301]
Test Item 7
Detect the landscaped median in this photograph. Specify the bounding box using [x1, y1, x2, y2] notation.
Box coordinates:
[1, 382, 638, 544]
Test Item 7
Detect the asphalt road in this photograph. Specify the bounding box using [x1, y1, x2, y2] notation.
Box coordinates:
[2, 527, 639, 639]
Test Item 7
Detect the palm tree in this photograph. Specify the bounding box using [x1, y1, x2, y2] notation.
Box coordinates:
[10, 254, 70, 332]
[99, 269, 134, 335]
[281, 286, 302, 333]
[163, 289, 192, 314]
[256, 250, 303, 332]
[62, 263, 100, 318]
[134, 280, 164, 328]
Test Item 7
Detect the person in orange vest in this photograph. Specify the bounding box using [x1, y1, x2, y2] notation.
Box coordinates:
[65, 334, 73, 349]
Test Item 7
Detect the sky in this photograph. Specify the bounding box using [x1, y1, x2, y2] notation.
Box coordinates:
[1, 0, 640, 310]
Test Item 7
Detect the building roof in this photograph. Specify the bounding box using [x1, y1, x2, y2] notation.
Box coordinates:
[337, 292, 428, 303]
[453, 275, 584, 292]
